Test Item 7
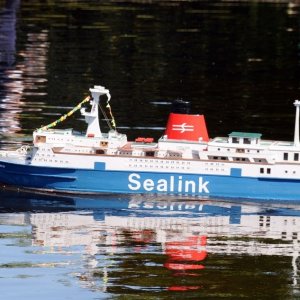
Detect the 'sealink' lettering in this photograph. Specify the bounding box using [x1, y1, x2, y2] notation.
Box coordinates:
[128, 173, 209, 194]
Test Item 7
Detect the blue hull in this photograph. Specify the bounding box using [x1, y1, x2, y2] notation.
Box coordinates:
[1, 161, 300, 201]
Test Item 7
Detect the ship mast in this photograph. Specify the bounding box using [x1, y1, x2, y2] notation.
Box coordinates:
[81, 85, 111, 138]
[294, 100, 300, 147]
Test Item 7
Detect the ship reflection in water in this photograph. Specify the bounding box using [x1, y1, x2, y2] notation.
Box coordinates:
[0, 190, 299, 298]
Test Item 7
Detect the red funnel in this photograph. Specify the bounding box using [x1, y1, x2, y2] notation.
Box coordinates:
[165, 113, 209, 142]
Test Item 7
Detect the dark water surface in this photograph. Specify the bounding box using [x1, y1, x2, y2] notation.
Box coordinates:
[1, 0, 300, 298]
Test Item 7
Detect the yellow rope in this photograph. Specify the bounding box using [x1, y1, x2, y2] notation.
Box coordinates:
[40, 95, 91, 131]
[106, 102, 116, 129]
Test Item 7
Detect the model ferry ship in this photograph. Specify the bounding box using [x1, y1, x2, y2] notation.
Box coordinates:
[0, 85, 300, 201]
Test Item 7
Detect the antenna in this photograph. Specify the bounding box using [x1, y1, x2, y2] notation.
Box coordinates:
[293, 100, 300, 147]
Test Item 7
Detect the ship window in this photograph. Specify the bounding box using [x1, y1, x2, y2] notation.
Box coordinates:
[119, 151, 132, 156]
[234, 157, 250, 162]
[209, 156, 228, 161]
[169, 152, 182, 158]
[244, 138, 251, 144]
[232, 137, 239, 143]
[284, 153, 288, 160]
[36, 135, 46, 143]
[294, 153, 299, 161]
[100, 141, 108, 147]
[146, 151, 155, 157]
[267, 168, 271, 174]
[96, 149, 105, 155]
[254, 158, 265, 163]
[260, 168, 264, 174]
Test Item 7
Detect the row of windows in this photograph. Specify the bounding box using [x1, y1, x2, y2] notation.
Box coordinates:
[259, 215, 270, 227]
[282, 232, 298, 240]
[38, 150, 92, 156]
[284, 170, 296, 174]
[209, 156, 228, 161]
[129, 164, 189, 170]
[119, 151, 132, 156]
[204, 162, 225, 166]
[36, 153, 55, 157]
[215, 147, 261, 153]
[234, 157, 249, 162]
[260, 167, 297, 175]
[33, 159, 69, 164]
[209, 156, 261, 163]
[283, 152, 299, 161]
[118, 151, 158, 157]
[168, 152, 182, 158]
[204, 168, 225, 172]
[39, 148, 52, 152]
[129, 158, 191, 165]
[232, 137, 253, 144]
[48, 138, 85, 143]
[260, 168, 271, 174]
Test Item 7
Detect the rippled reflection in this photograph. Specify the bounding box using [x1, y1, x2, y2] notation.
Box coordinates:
[0, 0, 21, 137]
[0, 190, 299, 298]
[0, 0, 48, 146]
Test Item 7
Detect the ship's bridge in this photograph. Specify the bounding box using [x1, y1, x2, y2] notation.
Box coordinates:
[228, 132, 262, 145]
